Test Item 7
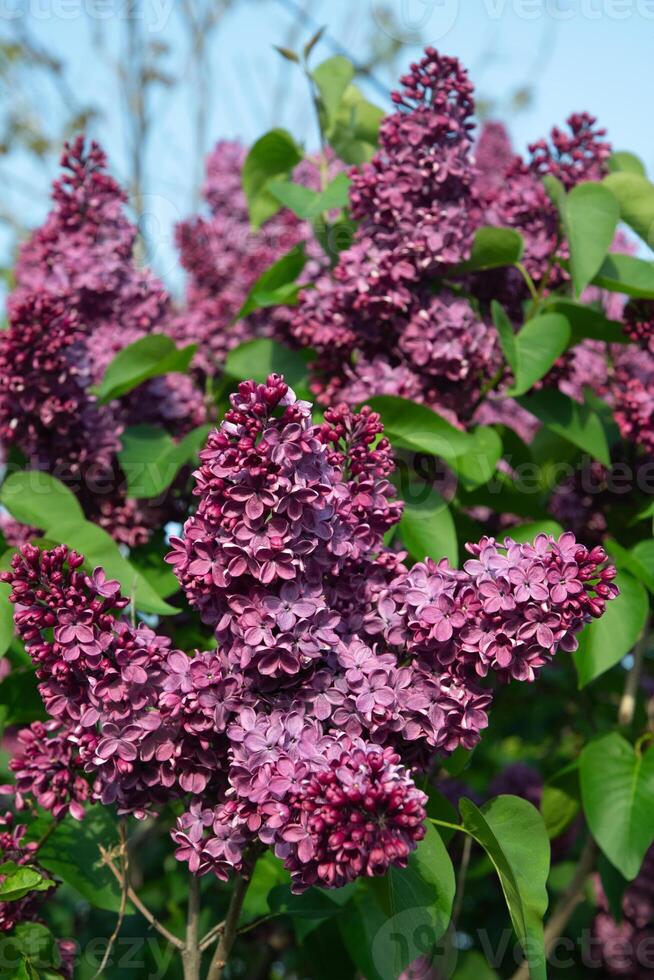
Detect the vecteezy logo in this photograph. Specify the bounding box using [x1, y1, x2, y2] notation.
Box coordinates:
[373, 0, 460, 44]
[371, 911, 458, 980]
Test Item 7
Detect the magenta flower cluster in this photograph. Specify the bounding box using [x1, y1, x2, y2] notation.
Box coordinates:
[0, 137, 205, 547]
[3, 375, 617, 893]
[289, 49, 613, 427]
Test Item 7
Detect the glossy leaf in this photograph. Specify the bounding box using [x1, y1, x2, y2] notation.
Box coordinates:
[459, 796, 550, 980]
[352, 824, 456, 980]
[508, 520, 564, 544]
[455, 426, 503, 490]
[541, 763, 581, 840]
[573, 572, 648, 687]
[543, 299, 627, 345]
[516, 389, 610, 466]
[95, 334, 196, 404]
[0, 863, 54, 902]
[455, 227, 524, 274]
[225, 338, 311, 397]
[242, 128, 303, 228]
[0, 471, 83, 528]
[328, 84, 384, 164]
[592, 253, 654, 299]
[237, 244, 307, 318]
[608, 151, 646, 177]
[312, 56, 355, 127]
[506, 313, 571, 396]
[491, 300, 517, 374]
[562, 182, 619, 295]
[399, 484, 458, 566]
[366, 395, 472, 459]
[603, 172, 654, 247]
[580, 733, 654, 879]
[119, 423, 212, 499]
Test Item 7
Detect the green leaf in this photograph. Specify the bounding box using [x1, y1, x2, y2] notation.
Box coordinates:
[312, 56, 355, 127]
[454, 227, 524, 274]
[0, 864, 55, 901]
[592, 253, 654, 299]
[608, 152, 646, 177]
[453, 951, 500, 979]
[562, 182, 619, 296]
[118, 423, 211, 499]
[543, 299, 628, 344]
[516, 389, 610, 466]
[3, 922, 61, 975]
[491, 300, 517, 374]
[328, 85, 384, 164]
[0, 471, 84, 528]
[0, 669, 45, 725]
[508, 520, 564, 544]
[459, 796, 550, 980]
[46, 520, 178, 616]
[541, 762, 580, 840]
[606, 538, 654, 595]
[367, 396, 472, 460]
[603, 172, 654, 247]
[240, 853, 289, 926]
[128, 533, 180, 601]
[363, 824, 456, 980]
[95, 334, 196, 404]
[399, 484, 458, 566]
[242, 129, 304, 228]
[225, 338, 311, 398]
[580, 733, 654, 879]
[573, 572, 648, 687]
[268, 180, 318, 218]
[507, 313, 571, 396]
[237, 244, 307, 319]
[36, 807, 130, 912]
[454, 426, 503, 491]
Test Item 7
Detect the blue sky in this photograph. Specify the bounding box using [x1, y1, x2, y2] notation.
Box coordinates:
[6, 0, 654, 290]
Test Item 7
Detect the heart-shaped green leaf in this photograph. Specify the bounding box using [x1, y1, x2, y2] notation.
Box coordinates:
[580, 733, 654, 879]
[573, 571, 647, 687]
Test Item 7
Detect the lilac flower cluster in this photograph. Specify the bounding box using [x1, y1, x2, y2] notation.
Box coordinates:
[4, 376, 617, 893]
[290, 47, 617, 428]
[169, 141, 342, 378]
[291, 51, 505, 425]
[0, 137, 205, 547]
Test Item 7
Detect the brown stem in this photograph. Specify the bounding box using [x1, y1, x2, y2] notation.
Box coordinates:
[509, 837, 597, 980]
[206, 875, 250, 980]
[619, 619, 650, 726]
[102, 853, 184, 950]
[182, 874, 202, 980]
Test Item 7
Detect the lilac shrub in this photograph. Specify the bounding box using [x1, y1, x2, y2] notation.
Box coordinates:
[2, 376, 617, 898]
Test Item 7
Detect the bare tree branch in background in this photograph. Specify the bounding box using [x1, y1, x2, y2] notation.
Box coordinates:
[179, 0, 236, 211]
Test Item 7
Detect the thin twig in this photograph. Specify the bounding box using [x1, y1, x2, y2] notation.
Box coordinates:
[619, 619, 650, 726]
[101, 851, 185, 950]
[452, 835, 472, 929]
[94, 824, 129, 978]
[206, 875, 250, 980]
[199, 919, 225, 952]
[509, 837, 597, 980]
